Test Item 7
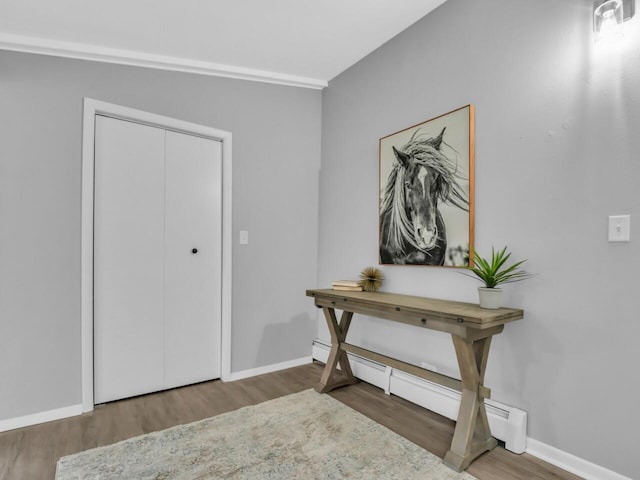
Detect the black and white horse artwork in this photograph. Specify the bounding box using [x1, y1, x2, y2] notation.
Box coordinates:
[380, 127, 469, 266]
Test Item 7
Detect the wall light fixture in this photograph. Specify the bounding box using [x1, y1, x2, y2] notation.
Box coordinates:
[594, 0, 635, 41]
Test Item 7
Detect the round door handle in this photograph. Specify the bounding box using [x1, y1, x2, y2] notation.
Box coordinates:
[192, 248, 198, 254]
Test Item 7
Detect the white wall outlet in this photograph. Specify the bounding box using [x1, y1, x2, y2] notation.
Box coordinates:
[239, 230, 249, 245]
[608, 215, 630, 242]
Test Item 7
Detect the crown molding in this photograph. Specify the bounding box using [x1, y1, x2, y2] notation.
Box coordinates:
[0, 33, 327, 90]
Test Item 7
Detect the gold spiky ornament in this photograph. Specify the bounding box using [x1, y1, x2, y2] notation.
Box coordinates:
[359, 267, 384, 292]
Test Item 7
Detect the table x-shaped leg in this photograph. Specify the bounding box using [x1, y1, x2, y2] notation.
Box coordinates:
[443, 334, 498, 472]
[315, 307, 358, 393]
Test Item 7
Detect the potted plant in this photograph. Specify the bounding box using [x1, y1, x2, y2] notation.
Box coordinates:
[463, 246, 533, 309]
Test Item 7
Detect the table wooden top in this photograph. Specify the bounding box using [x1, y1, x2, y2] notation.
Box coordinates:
[307, 289, 523, 327]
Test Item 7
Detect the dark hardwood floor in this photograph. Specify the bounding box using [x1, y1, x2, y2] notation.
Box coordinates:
[0, 362, 582, 480]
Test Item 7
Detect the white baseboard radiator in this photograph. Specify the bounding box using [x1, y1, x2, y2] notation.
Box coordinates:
[312, 339, 527, 454]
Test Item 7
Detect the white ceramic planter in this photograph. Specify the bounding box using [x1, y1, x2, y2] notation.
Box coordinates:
[478, 287, 502, 309]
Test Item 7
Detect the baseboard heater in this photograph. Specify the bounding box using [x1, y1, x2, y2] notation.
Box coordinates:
[312, 339, 527, 454]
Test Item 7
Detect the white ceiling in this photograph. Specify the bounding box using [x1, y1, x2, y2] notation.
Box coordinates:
[0, 0, 446, 89]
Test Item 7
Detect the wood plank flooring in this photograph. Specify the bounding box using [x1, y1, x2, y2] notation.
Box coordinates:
[0, 362, 582, 480]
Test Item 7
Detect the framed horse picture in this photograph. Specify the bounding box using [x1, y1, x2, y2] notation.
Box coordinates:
[379, 105, 474, 267]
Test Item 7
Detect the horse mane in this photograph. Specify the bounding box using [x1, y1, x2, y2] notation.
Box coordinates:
[381, 128, 469, 256]
[381, 165, 420, 254]
[401, 129, 469, 211]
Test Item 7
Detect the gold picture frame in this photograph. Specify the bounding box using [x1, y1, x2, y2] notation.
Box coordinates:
[379, 105, 475, 267]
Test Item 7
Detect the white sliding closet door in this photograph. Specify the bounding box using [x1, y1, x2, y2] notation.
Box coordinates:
[164, 131, 222, 389]
[94, 117, 166, 403]
[94, 115, 222, 404]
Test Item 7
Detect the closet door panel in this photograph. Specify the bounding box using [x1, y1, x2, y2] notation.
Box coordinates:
[93, 116, 166, 404]
[164, 131, 222, 388]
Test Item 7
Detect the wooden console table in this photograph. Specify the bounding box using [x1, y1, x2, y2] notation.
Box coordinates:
[306, 289, 523, 472]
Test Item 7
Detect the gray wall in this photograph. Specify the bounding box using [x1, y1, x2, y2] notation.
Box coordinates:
[319, 0, 639, 477]
[2, 1, 639, 475]
[0, 51, 321, 420]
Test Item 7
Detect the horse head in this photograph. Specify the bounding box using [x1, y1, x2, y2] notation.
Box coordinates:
[392, 127, 446, 251]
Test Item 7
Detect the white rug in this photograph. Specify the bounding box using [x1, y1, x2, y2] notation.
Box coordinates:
[56, 389, 477, 479]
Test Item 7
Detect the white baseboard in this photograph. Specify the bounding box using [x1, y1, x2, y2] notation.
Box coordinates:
[526, 438, 633, 480]
[0, 404, 83, 433]
[225, 356, 313, 382]
[312, 339, 631, 480]
[0, 357, 311, 432]
[312, 339, 527, 454]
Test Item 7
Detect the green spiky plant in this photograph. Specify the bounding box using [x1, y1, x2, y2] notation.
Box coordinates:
[464, 246, 533, 288]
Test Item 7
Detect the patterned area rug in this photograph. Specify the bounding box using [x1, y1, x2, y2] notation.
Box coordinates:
[56, 389, 477, 479]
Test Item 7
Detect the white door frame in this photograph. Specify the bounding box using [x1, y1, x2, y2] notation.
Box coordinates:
[81, 98, 233, 412]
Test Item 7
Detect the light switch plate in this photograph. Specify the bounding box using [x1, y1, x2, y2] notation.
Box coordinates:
[608, 215, 630, 242]
[239, 230, 249, 245]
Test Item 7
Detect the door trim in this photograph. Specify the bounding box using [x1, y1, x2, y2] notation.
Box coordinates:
[81, 98, 233, 412]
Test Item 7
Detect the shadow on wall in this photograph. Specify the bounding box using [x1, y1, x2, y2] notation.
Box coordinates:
[497, 314, 564, 442]
[254, 313, 317, 367]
